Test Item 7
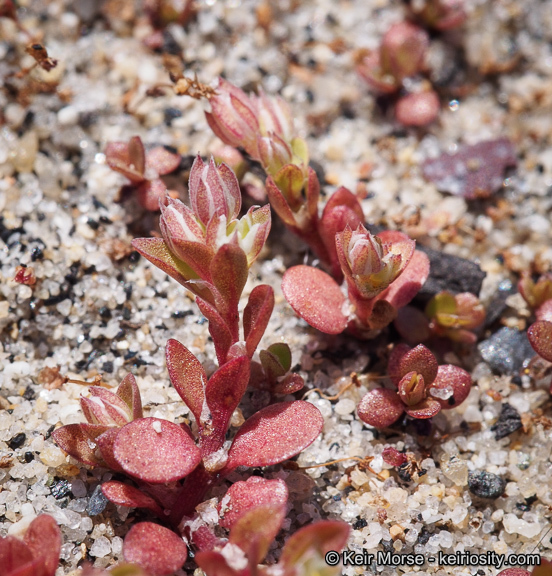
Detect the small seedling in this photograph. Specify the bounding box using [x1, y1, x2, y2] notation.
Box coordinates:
[357, 344, 472, 427]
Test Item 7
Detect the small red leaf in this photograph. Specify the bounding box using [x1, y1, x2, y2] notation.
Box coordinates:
[378, 249, 430, 310]
[24, 515, 61, 576]
[219, 476, 288, 530]
[146, 146, 180, 175]
[196, 297, 234, 365]
[116, 374, 143, 421]
[105, 140, 145, 183]
[226, 401, 323, 470]
[210, 243, 249, 315]
[243, 285, 274, 357]
[387, 343, 412, 385]
[80, 423, 112, 441]
[136, 178, 167, 212]
[89, 386, 132, 425]
[230, 504, 285, 564]
[52, 424, 103, 466]
[528, 320, 552, 362]
[131, 238, 210, 300]
[96, 428, 124, 472]
[282, 266, 347, 335]
[114, 418, 201, 483]
[102, 481, 163, 516]
[273, 372, 304, 395]
[404, 398, 441, 419]
[196, 551, 240, 576]
[166, 339, 207, 423]
[202, 356, 250, 455]
[280, 520, 350, 567]
[0, 537, 34, 576]
[128, 136, 146, 176]
[430, 364, 472, 409]
[357, 389, 404, 428]
[265, 176, 297, 227]
[123, 522, 188, 576]
[398, 344, 438, 386]
[320, 186, 364, 279]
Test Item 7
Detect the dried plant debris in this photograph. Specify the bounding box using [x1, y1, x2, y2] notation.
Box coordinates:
[422, 138, 517, 199]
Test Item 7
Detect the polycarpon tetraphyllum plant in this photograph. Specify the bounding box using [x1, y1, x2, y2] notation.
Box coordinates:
[282, 228, 430, 337]
[52, 155, 333, 575]
[105, 135, 180, 211]
[357, 344, 472, 428]
[188, 79, 429, 336]
[52, 356, 325, 574]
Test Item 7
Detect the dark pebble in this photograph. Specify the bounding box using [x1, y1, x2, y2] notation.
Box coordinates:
[8, 432, 26, 450]
[87, 484, 108, 516]
[414, 246, 486, 302]
[31, 246, 44, 261]
[24, 451, 34, 463]
[102, 361, 114, 373]
[478, 327, 535, 375]
[164, 107, 183, 125]
[491, 403, 522, 440]
[353, 518, 367, 530]
[51, 478, 71, 499]
[468, 470, 506, 499]
[23, 386, 35, 400]
[417, 527, 431, 545]
[98, 306, 112, 319]
[128, 251, 140, 263]
[397, 463, 412, 482]
[172, 310, 193, 319]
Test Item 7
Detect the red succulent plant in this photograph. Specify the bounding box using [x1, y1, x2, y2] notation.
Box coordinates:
[282, 229, 430, 337]
[357, 344, 472, 427]
[52, 339, 324, 575]
[356, 22, 440, 127]
[105, 135, 180, 211]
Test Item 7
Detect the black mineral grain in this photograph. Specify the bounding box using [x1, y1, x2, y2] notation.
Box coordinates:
[468, 471, 506, 499]
[491, 403, 522, 440]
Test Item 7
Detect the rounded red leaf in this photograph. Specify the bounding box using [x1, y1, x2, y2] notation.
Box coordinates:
[528, 320, 552, 362]
[398, 344, 438, 385]
[404, 398, 441, 419]
[114, 418, 201, 483]
[123, 522, 188, 576]
[429, 364, 472, 409]
[219, 477, 288, 529]
[24, 514, 61, 576]
[496, 570, 530, 576]
[226, 401, 323, 469]
[102, 481, 163, 516]
[282, 266, 348, 335]
[357, 389, 404, 428]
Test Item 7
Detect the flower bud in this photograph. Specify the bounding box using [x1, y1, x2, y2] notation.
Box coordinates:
[257, 133, 294, 176]
[80, 387, 133, 427]
[205, 78, 260, 157]
[255, 90, 294, 141]
[188, 155, 241, 226]
[381, 22, 429, 81]
[234, 204, 271, 265]
[336, 225, 415, 299]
